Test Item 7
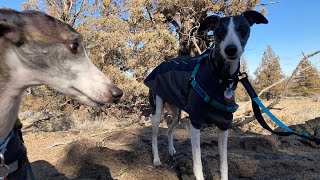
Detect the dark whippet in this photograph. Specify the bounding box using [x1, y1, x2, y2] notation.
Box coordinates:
[144, 10, 268, 180]
[0, 9, 123, 178]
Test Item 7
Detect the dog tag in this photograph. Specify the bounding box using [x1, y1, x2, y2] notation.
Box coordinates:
[0, 165, 9, 179]
[224, 89, 234, 100]
[224, 83, 234, 100]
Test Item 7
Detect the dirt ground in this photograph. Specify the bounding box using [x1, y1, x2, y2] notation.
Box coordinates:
[23, 116, 320, 180]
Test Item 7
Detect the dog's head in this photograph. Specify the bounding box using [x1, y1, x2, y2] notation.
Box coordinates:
[0, 9, 123, 106]
[199, 10, 268, 61]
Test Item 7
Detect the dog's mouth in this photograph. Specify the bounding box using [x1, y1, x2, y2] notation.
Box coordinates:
[227, 56, 239, 61]
[69, 86, 103, 106]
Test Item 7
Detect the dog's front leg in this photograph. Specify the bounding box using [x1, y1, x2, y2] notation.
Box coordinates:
[218, 129, 228, 180]
[190, 123, 204, 180]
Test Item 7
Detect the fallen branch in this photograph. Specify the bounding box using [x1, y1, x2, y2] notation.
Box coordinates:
[23, 117, 51, 130]
[47, 141, 73, 148]
[235, 50, 320, 126]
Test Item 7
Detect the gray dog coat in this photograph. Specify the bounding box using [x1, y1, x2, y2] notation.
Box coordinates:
[144, 50, 239, 130]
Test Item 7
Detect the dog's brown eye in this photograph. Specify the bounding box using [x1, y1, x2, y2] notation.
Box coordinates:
[69, 42, 79, 53]
[216, 29, 224, 34]
[239, 26, 248, 33]
[215, 29, 224, 38]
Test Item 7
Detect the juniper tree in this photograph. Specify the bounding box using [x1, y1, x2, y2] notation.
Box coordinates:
[148, 0, 265, 56]
[254, 45, 284, 100]
[291, 59, 320, 96]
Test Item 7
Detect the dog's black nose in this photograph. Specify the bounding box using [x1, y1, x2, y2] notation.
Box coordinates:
[225, 45, 238, 57]
[110, 86, 123, 100]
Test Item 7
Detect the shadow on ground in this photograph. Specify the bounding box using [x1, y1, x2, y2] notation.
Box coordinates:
[30, 117, 320, 180]
[32, 160, 69, 180]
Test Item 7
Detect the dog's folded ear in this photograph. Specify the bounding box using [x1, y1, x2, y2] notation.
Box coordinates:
[0, 21, 22, 44]
[242, 10, 268, 26]
[0, 10, 25, 45]
[198, 15, 220, 32]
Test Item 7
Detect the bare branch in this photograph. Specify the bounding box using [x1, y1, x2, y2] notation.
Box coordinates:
[192, 34, 202, 55]
[145, 4, 153, 23]
[69, 0, 86, 26]
[68, 0, 74, 15]
[258, 1, 281, 6]
[145, 3, 162, 36]
[257, 77, 287, 97]
[235, 50, 320, 126]
[170, 20, 181, 33]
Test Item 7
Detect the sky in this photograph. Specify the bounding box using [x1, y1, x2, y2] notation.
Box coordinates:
[1, 0, 319, 76]
[246, 0, 320, 75]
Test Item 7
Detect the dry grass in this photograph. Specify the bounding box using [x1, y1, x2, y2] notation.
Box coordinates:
[236, 98, 320, 134]
[19, 80, 319, 135]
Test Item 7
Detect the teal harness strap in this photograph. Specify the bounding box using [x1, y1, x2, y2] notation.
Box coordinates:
[190, 53, 238, 113]
[0, 130, 15, 154]
[210, 99, 238, 113]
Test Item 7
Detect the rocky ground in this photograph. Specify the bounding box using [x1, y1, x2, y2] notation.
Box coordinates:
[23, 117, 320, 180]
[18, 94, 320, 180]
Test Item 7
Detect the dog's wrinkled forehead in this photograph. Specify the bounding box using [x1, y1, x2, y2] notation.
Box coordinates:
[218, 15, 250, 27]
[232, 15, 251, 28]
[23, 10, 82, 43]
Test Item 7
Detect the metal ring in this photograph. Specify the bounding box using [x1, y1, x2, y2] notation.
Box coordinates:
[0, 164, 9, 178]
[0, 153, 4, 167]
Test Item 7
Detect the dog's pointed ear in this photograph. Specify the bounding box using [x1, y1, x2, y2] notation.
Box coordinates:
[242, 10, 268, 26]
[198, 15, 220, 32]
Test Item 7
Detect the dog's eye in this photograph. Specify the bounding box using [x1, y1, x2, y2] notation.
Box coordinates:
[69, 42, 79, 53]
[238, 26, 248, 33]
[216, 29, 224, 35]
[215, 28, 225, 38]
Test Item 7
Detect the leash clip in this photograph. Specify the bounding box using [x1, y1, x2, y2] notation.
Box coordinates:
[238, 72, 248, 79]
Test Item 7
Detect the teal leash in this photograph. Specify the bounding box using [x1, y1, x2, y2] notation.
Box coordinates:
[239, 72, 320, 144]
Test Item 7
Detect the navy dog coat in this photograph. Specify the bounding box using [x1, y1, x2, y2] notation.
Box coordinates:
[144, 50, 239, 130]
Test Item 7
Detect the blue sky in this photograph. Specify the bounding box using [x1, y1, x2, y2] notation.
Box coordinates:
[246, 0, 320, 75]
[1, 0, 319, 76]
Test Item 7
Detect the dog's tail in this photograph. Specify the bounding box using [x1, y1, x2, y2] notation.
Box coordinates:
[147, 68, 154, 76]
[146, 67, 156, 114]
[148, 90, 156, 115]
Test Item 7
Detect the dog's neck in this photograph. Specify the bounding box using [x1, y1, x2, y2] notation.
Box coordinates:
[0, 49, 35, 140]
[0, 84, 24, 141]
[209, 47, 240, 81]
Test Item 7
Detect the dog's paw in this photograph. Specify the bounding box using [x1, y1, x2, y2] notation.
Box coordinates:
[193, 167, 204, 180]
[153, 159, 162, 166]
[169, 147, 176, 156]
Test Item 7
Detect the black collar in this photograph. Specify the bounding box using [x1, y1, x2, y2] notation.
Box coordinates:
[207, 48, 240, 84]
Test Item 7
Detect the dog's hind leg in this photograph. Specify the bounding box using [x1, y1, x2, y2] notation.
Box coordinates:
[151, 95, 164, 166]
[218, 129, 229, 180]
[190, 123, 204, 180]
[167, 104, 181, 156]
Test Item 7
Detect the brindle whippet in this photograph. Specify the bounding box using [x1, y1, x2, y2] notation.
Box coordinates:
[0, 9, 123, 178]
